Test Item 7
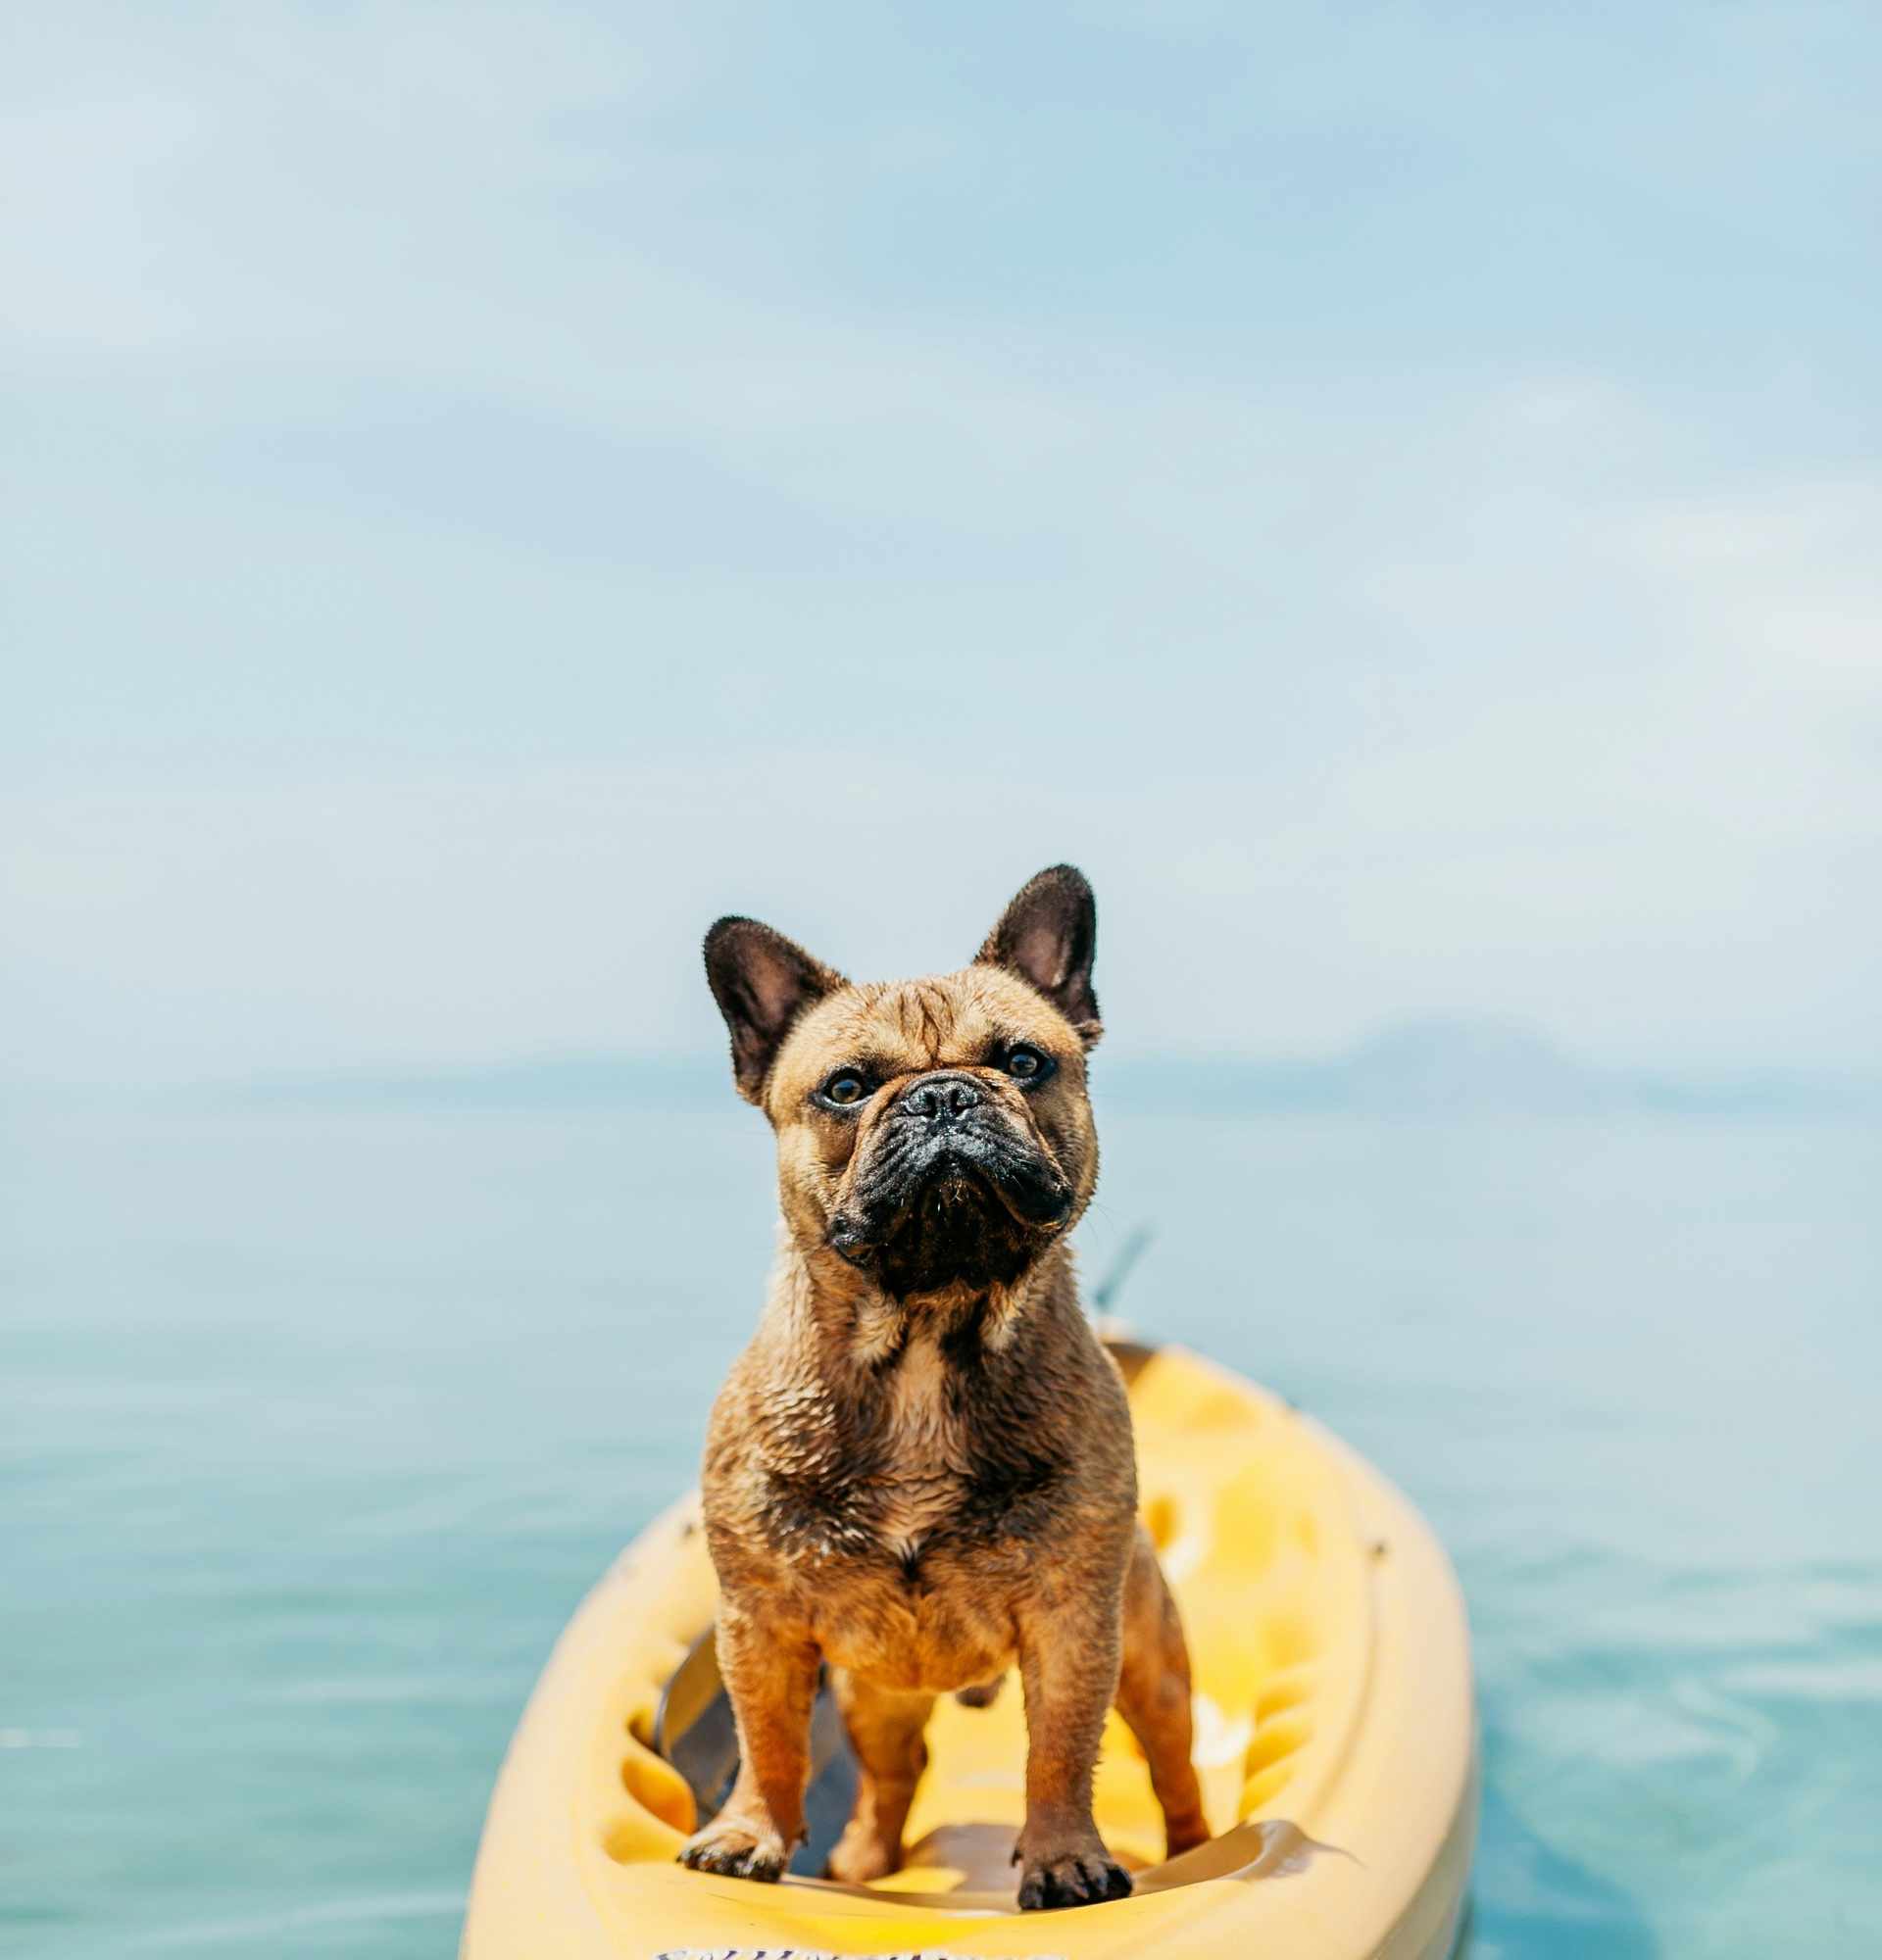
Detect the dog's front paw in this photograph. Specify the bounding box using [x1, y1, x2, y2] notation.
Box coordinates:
[677, 1817, 789, 1882]
[1015, 1835, 1132, 1910]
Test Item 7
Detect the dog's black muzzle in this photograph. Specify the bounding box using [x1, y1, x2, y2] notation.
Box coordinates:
[826, 1074, 1072, 1293]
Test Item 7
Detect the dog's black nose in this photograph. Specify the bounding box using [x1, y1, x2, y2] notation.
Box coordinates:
[901, 1074, 982, 1123]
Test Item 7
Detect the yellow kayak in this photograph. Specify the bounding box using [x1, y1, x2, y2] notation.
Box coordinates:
[462, 1341, 1476, 1958]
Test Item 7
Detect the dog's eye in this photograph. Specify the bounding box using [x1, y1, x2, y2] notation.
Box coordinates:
[819, 1071, 868, 1108]
[1004, 1045, 1053, 1084]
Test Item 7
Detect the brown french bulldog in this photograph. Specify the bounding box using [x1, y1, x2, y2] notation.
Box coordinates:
[679, 865, 1209, 1910]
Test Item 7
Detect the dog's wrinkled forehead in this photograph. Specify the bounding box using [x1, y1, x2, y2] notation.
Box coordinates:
[768, 967, 1078, 1112]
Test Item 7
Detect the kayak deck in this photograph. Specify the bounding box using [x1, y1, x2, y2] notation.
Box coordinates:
[462, 1343, 1476, 1958]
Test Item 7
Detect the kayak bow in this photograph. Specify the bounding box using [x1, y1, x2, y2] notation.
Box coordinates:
[462, 1341, 1475, 1959]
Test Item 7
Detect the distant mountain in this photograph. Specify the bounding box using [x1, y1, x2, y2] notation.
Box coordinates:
[1103, 1019, 1881, 1116]
[1103, 1018, 1620, 1115]
[204, 1020, 1881, 1118]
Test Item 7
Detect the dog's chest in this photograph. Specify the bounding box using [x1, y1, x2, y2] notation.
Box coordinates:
[754, 1329, 1043, 1582]
[871, 1335, 971, 1563]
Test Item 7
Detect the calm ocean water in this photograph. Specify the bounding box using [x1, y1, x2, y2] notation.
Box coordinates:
[4, 1101, 1878, 1955]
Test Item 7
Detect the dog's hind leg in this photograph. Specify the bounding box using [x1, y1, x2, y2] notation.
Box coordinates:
[1114, 1524, 1210, 1857]
[822, 1671, 935, 1885]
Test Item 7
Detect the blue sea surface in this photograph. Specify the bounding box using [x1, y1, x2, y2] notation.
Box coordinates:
[3, 1100, 1878, 1955]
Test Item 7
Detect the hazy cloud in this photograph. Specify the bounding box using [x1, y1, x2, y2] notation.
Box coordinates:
[5, 3, 1878, 1083]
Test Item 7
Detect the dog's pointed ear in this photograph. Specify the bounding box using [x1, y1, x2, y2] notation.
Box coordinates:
[975, 864, 1102, 1048]
[704, 917, 845, 1104]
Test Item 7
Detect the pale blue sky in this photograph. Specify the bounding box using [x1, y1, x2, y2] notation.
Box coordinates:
[5, 3, 1878, 1084]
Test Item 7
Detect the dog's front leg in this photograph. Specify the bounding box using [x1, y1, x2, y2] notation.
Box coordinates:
[677, 1602, 818, 1883]
[1013, 1588, 1133, 1909]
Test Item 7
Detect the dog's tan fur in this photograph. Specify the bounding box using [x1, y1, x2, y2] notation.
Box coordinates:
[680, 867, 1208, 1910]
